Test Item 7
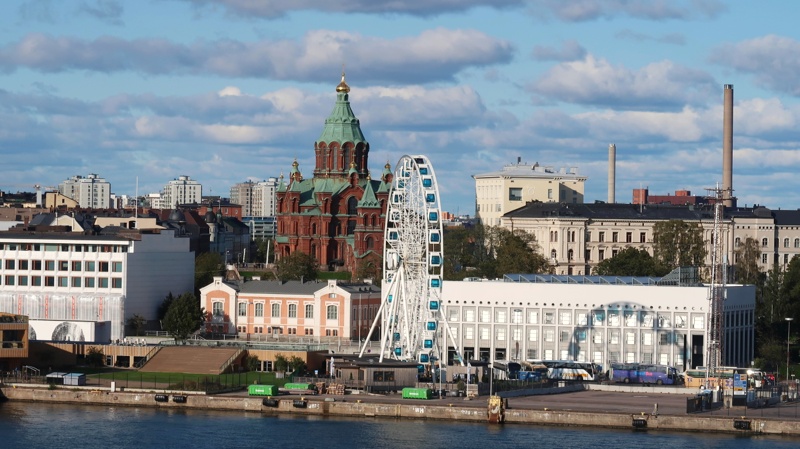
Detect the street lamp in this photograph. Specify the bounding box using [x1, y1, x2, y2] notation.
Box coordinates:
[788, 317, 794, 383]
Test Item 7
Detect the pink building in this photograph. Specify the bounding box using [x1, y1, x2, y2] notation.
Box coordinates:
[200, 277, 381, 342]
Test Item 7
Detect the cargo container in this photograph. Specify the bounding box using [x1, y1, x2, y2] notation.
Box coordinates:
[401, 387, 432, 399]
[248, 384, 279, 396]
[283, 383, 317, 392]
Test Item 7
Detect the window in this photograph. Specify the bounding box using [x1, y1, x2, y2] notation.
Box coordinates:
[112, 278, 122, 288]
[288, 304, 297, 318]
[496, 328, 506, 341]
[464, 309, 475, 322]
[612, 232, 618, 243]
[45, 260, 55, 271]
[112, 262, 123, 272]
[785, 238, 790, 248]
[642, 332, 652, 345]
[326, 305, 338, 320]
[599, 249, 605, 261]
[795, 238, 800, 248]
[271, 303, 280, 317]
[593, 331, 602, 344]
[4, 260, 14, 270]
[32, 276, 42, 286]
[59, 260, 68, 271]
[480, 309, 490, 323]
[58, 276, 68, 287]
[608, 311, 620, 326]
[480, 327, 490, 340]
[559, 311, 571, 325]
[692, 315, 704, 329]
[85, 261, 95, 272]
[32, 260, 41, 270]
[255, 303, 264, 317]
[71, 277, 81, 287]
[238, 302, 247, 317]
[544, 329, 554, 342]
[449, 308, 459, 322]
[610, 331, 620, 344]
[464, 327, 474, 340]
[84, 277, 95, 288]
[528, 311, 538, 324]
[547, 188, 553, 199]
[527, 349, 538, 359]
[213, 302, 224, 317]
[528, 329, 538, 342]
[496, 310, 506, 323]
[4, 275, 14, 286]
[640, 232, 646, 243]
[99, 278, 109, 288]
[305, 304, 314, 319]
[762, 238, 768, 247]
[560, 330, 570, 342]
[761, 254, 767, 264]
[544, 312, 554, 324]
[598, 232, 605, 242]
[508, 187, 522, 201]
[71, 261, 81, 271]
[99, 262, 109, 272]
[626, 232, 632, 243]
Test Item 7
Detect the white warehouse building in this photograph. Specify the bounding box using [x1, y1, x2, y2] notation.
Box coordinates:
[439, 274, 755, 372]
[0, 229, 194, 342]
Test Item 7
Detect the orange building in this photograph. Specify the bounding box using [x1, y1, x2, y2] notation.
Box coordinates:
[0, 313, 29, 373]
[200, 277, 381, 342]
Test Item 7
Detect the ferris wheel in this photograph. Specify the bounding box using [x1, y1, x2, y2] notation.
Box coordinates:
[360, 154, 462, 367]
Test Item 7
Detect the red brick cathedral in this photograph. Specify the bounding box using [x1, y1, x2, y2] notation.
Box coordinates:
[275, 74, 390, 279]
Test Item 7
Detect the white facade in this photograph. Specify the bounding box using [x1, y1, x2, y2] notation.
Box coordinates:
[0, 230, 194, 341]
[162, 175, 202, 208]
[473, 161, 586, 226]
[58, 174, 111, 209]
[438, 278, 755, 371]
[230, 178, 278, 217]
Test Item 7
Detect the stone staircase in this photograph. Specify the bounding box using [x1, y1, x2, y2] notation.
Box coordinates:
[139, 346, 242, 375]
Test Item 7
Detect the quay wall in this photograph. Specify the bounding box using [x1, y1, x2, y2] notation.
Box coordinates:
[3, 386, 800, 436]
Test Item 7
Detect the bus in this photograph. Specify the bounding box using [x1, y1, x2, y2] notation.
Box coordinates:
[531, 360, 601, 381]
[682, 366, 765, 389]
[609, 363, 680, 385]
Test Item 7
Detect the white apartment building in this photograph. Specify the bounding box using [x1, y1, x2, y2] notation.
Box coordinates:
[58, 174, 111, 209]
[161, 175, 202, 208]
[230, 178, 278, 217]
[0, 229, 194, 342]
[439, 277, 755, 371]
[473, 160, 586, 227]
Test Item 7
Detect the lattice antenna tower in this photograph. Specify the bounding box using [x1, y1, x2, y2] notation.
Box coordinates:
[705, 185, 729, 376]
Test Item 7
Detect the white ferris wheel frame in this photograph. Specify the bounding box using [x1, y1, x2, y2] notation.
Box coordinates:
[359, 155, 463, 368]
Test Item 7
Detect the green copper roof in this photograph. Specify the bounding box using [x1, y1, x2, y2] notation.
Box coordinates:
[358, 179, 380, 208]
[317, 75, 366, 145]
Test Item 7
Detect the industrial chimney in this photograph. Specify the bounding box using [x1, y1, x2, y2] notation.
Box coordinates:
[722, 84, 733, 207]
[608, 143, 616, 203]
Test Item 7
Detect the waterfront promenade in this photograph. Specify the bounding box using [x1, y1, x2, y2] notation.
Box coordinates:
[3, 381, 800, 436]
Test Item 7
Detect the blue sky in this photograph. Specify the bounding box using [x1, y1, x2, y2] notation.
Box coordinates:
[1, 0, 800, 215]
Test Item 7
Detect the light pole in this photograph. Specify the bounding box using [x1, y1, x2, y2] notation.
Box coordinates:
[788, 317, 794, 383]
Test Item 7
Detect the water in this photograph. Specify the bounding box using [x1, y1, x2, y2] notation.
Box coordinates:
[0, 401, 798, 449]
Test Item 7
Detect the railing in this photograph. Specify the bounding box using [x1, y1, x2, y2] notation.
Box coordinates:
[219, 348, 245, 374]
[134, 346, 162, 369]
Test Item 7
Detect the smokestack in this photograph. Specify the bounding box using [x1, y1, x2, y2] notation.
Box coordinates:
[722, 84, 733, 207]
[608, 143, 616, 203]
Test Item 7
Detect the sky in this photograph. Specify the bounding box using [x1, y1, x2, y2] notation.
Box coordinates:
[1, 0, 800, 215]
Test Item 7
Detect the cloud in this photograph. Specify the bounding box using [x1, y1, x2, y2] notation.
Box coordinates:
[530, 55, 718, 110]
[615, 29, 685, 45]
[179, 0, 523, 19]
[0, 29, 514, 84]
[527, 0, 727, 22]
[77, 0, 124, 25]
[532, 40, 587, 61]
[711, 35, 800, 96]
[18, 0, 55, 23]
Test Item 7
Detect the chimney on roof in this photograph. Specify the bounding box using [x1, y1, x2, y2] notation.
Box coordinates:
[722, 84, 734, 207]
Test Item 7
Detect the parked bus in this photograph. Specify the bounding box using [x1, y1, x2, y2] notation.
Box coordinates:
[682, 366, 765, 389]
[609, 363, 680, 385]
[531, 360, 601, 381]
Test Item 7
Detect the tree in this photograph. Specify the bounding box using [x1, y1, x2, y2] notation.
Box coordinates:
[652, 220, 707, 271]
[288, 356, 307, 373]
[274, 354, 289, 372]
[127, 314, 146, 336]
[158, 292, 175, 321]
[490, 227, 550, 276]
[733, 237, 761, 285]
[162, 292, 205, 341]
[275, 251, 319, 282]
[244, 354, 260, 372]
[594, 247, 666, 276]
[195, 252, 225, 293]
[86, 346, 105, 367]
[254, 237, 275, 265]
[355, 252, 382, 285]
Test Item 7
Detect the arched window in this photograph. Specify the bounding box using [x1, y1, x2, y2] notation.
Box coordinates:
[762, 238, 768, 247]
[551, 249, 557, 260]
[347, 196, 358, 215]
[795, 238, 800, 248]
[365, 236, 374, 250]
[734, 237, 741, 247]
[327, 305, 338, 320]
[567, 249, 574, 261]
[311, 223, 317, 235]
[288, 304, 297, 318]
[784, 238, 790, 248]
[305, 304, 314, 319]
